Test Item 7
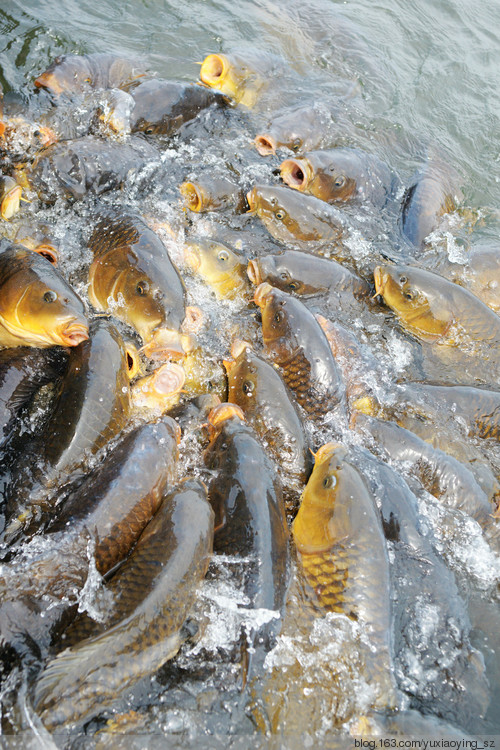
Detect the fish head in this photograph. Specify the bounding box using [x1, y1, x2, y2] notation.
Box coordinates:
[280, 157, 314, 193]
[248, 252, 327, 296]
[304, 150, 358, 203]
[132, 362, 186, 413]
[185, 238, 245, 297]
[98, 88, 134, 135]
[293, 442, 353, 552]
[0, 250, 88, 347]
[0, 176, 22, 220]
[226, 344, 261, 409]
[374, 263, 451, 338]
[254, 282, 297, 361]
[34, 55, 93, 97]
[200, 53, 258, 106]
[207, 402, 245, 442]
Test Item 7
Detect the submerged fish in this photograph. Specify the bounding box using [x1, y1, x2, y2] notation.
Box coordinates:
[293, 442, 396, 707]
[34, 53, 147, 98]
[184, 237, 249, 299]
[254, 282, 346, 421]
[28, 135, 159, 203]
[34, 478, 213, 729]
[374, 262, 500, 350]
[281, 147, 396, 208]
[88, 212, 186, 352]
[0, 244, 88, 349]
[246, 184, 345, 245]
[226, 341, 312, 504]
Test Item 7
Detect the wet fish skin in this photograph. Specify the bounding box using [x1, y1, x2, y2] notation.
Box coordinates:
[184, 237, 248, 299]
[0, 244, 88, 349]
[226, 344, 312, 502]
[180, 176, 246, 214]
[255, 283, 346, 421]
[34, 53, 147, 98]
[199, 51, 273, 108]
[0, 346, 68, 454]
[247, 184, 345, 244]
[121, 78, 228, 135]
[374, 262, 500, 348]
[4, 319, 134, 537]
[204, 404, 289, 613]
[28, 135, 159, 203]
[248, 249, 371, 304]
[88, 211, 186, 342]
[34, 478, 214, 729]
[292, 442, 395, 706]
[281, 147, 396, 208]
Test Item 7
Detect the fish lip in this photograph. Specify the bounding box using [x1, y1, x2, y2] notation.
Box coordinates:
[33, 243, 58, 265]
[253, 281, 274, 308]
[150, 362, 186, 395]
[314, 442, 342, 465]
[34, 73, 64, 96]
[246, 188, 257, 213]
[207, 402, 245, 437]
[373, 266, 387, 296]
[254, 133, 276, 156]
[141, 328, 189, 360]
[184, 244, 201, 272]
[230, 338, 252, 360]
[246, 259, 262, 286]
[1, 185, 22, 220]
[280, 158, 309, 191]
[59, 321, 89, 346]
[200, 54, 227, 87]
[180, 181, 203, 213]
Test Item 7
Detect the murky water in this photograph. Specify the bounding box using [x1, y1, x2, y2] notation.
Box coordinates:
[1, 0, 500, 746]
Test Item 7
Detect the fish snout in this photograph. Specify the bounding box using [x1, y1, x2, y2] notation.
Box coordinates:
[246, 188, 257, 214]
[280, 158, 310, 191]
[200, 54, 227, 87]
[180, 182, 204, 213]
[60, 320, 89, 347]
[246, 259, 262, 286]
[253, 281, 274, 308]
[207, 402, 245, 439]
[254, 133, 277, 156]
[373, 266, 389, 296]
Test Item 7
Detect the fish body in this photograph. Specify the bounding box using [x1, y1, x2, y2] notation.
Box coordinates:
[400, 158, 463, 249]
[247, 184, 345, 244]
[184, 237, 248, 299]
[293, 442, 395, 705]
[0, 245, 88, 349]
[254, 283, 346, 421]
[247, 249, 370, 304]
[226, 343, 312, 501]
[34, 479, 213, 729]
[28, 135, 159, 202]
[34, 53, 147, 98]
[204, 404, 289, 613]
[281, 147, 396, 208]
[374, 262, 500, 349]
[88, 211, 186, 345]
[4, 319, 135, 536]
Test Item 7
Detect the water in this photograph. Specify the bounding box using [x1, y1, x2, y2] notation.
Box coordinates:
[1, 0, 500, 745]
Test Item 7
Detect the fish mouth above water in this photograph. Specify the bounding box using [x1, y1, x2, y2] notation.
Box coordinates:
[373, 266, 389, 296]
[59, 322, 89, 346]
[253, 281, 274, 308]
[246, 259, 262, 286]
[200, 54, 228, 87]
[245, 188, 257, 214]
[254, 133, 276, 156]
[180, 182, 204, 213]
[280, 158, 311, 191]
[1, 184, 22, 220]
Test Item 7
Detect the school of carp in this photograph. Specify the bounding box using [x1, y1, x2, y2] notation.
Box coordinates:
[0, 29, 498, 746]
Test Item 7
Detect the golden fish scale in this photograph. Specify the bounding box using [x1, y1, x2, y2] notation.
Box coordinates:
[89, 218, 139, 256]
[281, 348, 336, 420]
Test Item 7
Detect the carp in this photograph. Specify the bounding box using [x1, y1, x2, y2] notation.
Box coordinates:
[34, 53, 147, 98]
[88, 211, 186, 352]
[179, 176, 246, 213]
[199, 51, 273, 108]
[0, 175, 23, 220]
[254, 282, 346, 421]
[0, 244, 88, 349]
[225, 340, 312, 504]
[281, 147, 396, 208]
[34, 479, 213, 729]
[247, 184, 345, 245]
[184, 237, 249, 299]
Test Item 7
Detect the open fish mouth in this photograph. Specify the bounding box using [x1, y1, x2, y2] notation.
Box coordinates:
[246, 259, 262, 286]
[33, 244, 59, 265]
[200, 54, 228, 87]
[207, 402, 245, 438]
[373, 266, 388, 296]
[245, 188, 257, 214]
[253, 281, 274, 308]
[254, 133, 276, 156]
[179, 182, 204, 212]
[1, 184, 22, 220]
[34, 72, 64, 96]
[150, 362, 185, 396]
[141, 328, 194, 360]
[59, 322, 89, 346]
[280, 158, 310, 191]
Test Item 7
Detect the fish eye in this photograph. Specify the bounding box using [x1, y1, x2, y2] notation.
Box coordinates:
[218, 250, 230, 262]
[275, 210, 286, 220]
[136, 280, 150, 295]
[274, 310, 284, 324]
[144, 126, 154, 135]
[334, 175, 346, 188]
[242, 380, 254, 395]
[322, 475, 337, 489]
[43, 290, 57, 303]
[288, 281, 299, 291]
[405, 290, 415, 301]
[399, 275, 408, 285]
